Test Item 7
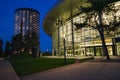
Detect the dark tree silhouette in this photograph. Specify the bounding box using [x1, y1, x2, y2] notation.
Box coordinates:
[4, 41, 11, 57]
[11, 31, 39, 58]
[11, 34, 22, 54]
[24, 31, 39, 57]
[0, 38, 3, 57]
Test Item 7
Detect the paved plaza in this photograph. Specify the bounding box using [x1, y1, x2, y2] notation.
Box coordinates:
[22, 56, 120, 80]
[0, 56, 120, 80]
[0, 59, 20, 80]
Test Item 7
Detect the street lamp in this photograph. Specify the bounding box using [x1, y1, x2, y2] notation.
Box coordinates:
[62, 33, 66, 63]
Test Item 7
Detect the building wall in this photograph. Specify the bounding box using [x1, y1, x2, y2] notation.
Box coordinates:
[14, 8, 40, 37]
[52, 11, 120, 56]
[14, 8, 40, 55]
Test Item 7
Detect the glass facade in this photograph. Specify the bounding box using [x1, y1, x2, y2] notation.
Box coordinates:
[14, 8, 40, 37]
[43, 1, 120, 57]
[52, 12, 120, 57]
[14, 8, 40, 54]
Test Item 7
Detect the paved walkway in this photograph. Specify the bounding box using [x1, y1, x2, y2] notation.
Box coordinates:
[0, 59, 20, 80]
[1, 56, 120, 80]
[22, 56, 120, 80]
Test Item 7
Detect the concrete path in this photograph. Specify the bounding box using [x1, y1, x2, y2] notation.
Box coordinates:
[0, 59, 20, 80]
[22, 56, 120, 80]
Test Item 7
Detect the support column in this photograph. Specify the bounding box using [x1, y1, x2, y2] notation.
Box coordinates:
[112, 38, 116, 55]
[70, 3, 75, 57]
[57, 17, 60, 56]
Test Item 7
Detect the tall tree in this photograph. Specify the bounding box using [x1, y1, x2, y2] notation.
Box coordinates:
[11, 31, 39, 57]
[0, 38, 3, 57]
[76, 0, 120, 59]
[4, 41, 11, 57]
[24, 31, 39, 57]
[11, 34, 22, 54]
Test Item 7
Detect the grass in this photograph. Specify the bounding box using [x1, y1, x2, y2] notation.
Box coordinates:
[9, 54, 93, 77]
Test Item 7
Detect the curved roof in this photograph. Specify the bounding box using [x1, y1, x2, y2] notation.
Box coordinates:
[43, 0, 120, 36]
[43, 0, 91, 36]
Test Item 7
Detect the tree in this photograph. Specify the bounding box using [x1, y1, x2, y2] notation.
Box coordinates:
[24, 31, 39, 57]
[4, 41, 11, 57]
[11, 31, 39, 57]
[0, 38, 3, 57]
[11, 34, 22, 54]
[76, 0, 120, 60]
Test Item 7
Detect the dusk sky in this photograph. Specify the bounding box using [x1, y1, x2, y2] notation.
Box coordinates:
[0, 0, 58, 52]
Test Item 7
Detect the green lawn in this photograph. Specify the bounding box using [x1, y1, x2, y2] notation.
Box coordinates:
[9, 54, 93, 77]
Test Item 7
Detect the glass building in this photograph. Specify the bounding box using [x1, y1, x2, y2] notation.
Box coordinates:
[14, 8, 40, 37]
[43, 0, 120, 56]
[14, 8, 40, 54]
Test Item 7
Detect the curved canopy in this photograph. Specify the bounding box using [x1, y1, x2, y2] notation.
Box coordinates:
[43, 0, 120, 36]
[43, 0, 91, 36]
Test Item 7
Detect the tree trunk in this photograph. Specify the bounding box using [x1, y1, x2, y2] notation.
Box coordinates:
[99, 30, 110, 60]
[98, 11, 110, 60]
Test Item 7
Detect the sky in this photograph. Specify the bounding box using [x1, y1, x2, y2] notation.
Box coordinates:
[0, 0, 58, 52]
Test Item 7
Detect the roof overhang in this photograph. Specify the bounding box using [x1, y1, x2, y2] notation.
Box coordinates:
[43, 0, 120, 36]
[43, 0, 91, 36]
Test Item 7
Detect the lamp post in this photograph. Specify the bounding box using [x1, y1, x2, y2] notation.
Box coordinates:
[63, 33, 66, 63]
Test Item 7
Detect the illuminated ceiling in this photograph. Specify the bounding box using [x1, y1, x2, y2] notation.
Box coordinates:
[43, 0, 91, 36]
[43, 0, 120, 36]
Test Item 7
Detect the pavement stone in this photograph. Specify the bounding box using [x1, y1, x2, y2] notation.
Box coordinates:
[0, 60, 20, 80]
[1, 56, 120, 80]
[21, 56, 120, 80]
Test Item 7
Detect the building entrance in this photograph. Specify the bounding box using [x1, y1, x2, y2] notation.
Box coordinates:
[85, 47, 102, 56]
[84, 45, 113, 56]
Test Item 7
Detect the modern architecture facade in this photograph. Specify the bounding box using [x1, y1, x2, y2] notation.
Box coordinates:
[43, 0, 120, 56]
[14, 8, 40, 54]
[14, 8, 40, 37]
